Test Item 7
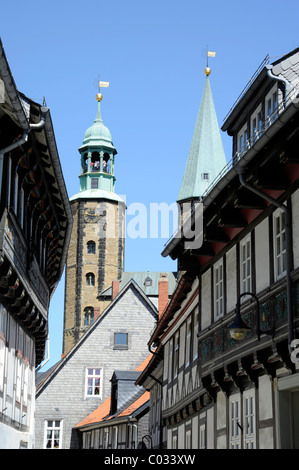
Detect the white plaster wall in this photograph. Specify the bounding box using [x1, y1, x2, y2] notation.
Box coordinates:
[259, 375, 273, 420]
[192, 415, 198, 448]
[255, 218, 270, 293]
[178, 422, 185, 449]
[201, 269, 211, 329]
[259, 427, 274, 449]
[216, 391, 226, 430]
[206, 407, 214, 449]
[226, 247, 237, 312]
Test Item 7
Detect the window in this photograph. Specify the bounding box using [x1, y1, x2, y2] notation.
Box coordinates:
[85, 367, 102, 397]
[185, 428, 191, 449]
[202, 172, 209, 180]
[86, 272, 95, 286]
[251, 106, 262, 142]
[114, 332, 128, 349]
[185, 317, 191, 367]
[230, 395, 241, 449]
[172, 429, 178, 449]
[237, 124, 248, 155]
[199, 424, 206, 449]
[193, 308, 199, 360]
[91, 178, 98, 189]
[44, 420, 63, 449]
[87, 240, 96, 254]
[173, 332, 179, 378]
[214, 260, 224, 319]
[112, 426, 118, 449]
[168, 338, 173, 380]
[274, 210, 286, 279]
[144, 276, 152, 286]
[266, 85, 278, 126]
[240, 236, 251, 295]
[84, 307, 94, 326]
[244, 390, 256, 449]
[103, 428, 109, 449]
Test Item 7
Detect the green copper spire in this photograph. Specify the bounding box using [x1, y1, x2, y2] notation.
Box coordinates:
[177, 69, 226, 203]
[70, 92, 124, 203]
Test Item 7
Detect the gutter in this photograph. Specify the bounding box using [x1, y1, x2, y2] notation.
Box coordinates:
[0, 106, 49, 212]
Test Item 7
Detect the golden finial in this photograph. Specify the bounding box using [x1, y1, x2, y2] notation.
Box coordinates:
[205, 50, 216, 76]
[96, 81, 109, 101]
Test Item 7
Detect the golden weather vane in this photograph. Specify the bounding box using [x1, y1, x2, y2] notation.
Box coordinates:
[96, 80, 110, 101]
[204, 49, 216, 76]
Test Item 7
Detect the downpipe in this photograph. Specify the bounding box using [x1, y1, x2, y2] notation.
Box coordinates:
[0, 107, 49, 200]
[238, 170, 294, 351]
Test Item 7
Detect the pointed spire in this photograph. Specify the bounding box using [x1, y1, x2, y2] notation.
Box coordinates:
[177, 69, 226, 203]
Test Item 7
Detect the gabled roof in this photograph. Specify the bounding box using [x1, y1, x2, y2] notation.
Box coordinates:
[177, 74, 226, 202]
[36, 280, 157, 396]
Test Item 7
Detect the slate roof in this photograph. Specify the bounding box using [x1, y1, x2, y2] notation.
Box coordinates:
[74, 355, 152, 429]
[99, 271, 177, 298]
[36, 281, 157, 396]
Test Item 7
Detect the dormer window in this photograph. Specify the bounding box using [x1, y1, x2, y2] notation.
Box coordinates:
[144, 276, 152, 286]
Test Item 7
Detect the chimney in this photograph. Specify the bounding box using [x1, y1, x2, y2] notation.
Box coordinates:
[158, 273, 169, 318]
[112, 280, 120, 300]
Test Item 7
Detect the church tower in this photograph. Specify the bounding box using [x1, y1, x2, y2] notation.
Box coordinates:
[63, 87, 125, 354]
[177, 63, 227, 217]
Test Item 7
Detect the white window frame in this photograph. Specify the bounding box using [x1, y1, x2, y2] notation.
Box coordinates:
[112, 426, 118, 449]
[274, 210, 286, 280]
[168, 338, 173, 380]
[85, 367, 102, 398]
[173, 332, 179, 379]
[185, 428, 191, 449]
[192, 308, 199, 361]
[250, 105, 262, 143]
[103, 427, 109, 449]
[243, 389, 256, 449]
[230, 394, 241, 449]
[44, 419, 63, 449]
[214, 259, 224, 320]
[237, 123, 249, 156]
[185, 317, 191, 367]
[172, 429, 178, 449]
[199, 423, 206, 449]
[265, 84, 279, 127]
[240, 235, 252, 297]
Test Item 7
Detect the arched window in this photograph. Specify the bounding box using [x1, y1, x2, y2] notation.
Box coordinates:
[86, 273, 95, 286]
[87, 241, 96, 254]
[84, 307, 94, 326]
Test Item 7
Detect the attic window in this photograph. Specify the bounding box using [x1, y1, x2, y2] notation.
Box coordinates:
[202, 173, 209, 180]
[114, 333, 128, 349]
[144, 277, 152, 286]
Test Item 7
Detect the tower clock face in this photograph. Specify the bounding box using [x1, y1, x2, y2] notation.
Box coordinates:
[84, 208, 104, 223]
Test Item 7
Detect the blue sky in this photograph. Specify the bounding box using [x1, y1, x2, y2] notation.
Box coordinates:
[1, 0, 299, 369]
